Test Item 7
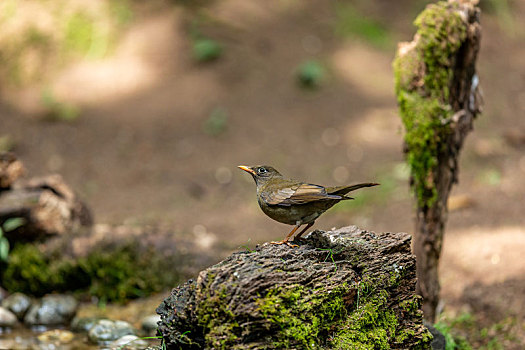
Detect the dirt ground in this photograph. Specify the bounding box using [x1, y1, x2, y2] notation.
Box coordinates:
[2, 0, 525, 347]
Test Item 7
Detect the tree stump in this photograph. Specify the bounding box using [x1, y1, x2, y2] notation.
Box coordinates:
[156, 226, 433, 349]
[393, 0, 482, 321]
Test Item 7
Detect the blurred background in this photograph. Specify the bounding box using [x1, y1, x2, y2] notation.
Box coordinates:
[1, 0, 524, 347]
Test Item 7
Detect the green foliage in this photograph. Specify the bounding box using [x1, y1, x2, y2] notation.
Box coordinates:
[434, 312, 524, 350]
[1, 241, 182, 302]
[434, 319, 472, 350]
[41, 89, 80, 122]
[296, 60, 325, 88]
[192, 37, 222, 62]
[2, 217, 26, 232]
[335, 3, 392, 49]
[393, 1, 467, 208]
[203, 107, 228, 136]
[0, 228, 9, 263]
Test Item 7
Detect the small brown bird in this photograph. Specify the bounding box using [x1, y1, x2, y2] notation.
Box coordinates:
[238, 165, 379, 247]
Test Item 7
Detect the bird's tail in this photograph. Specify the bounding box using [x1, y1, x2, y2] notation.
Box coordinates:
[327, 182, 379, 198]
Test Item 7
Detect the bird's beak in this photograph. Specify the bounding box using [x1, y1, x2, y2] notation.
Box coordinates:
[238, 165, 256, 175]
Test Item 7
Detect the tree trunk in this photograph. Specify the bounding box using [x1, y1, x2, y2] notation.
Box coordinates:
[393, 0, 482, 322]
[156, 226, 433, 349]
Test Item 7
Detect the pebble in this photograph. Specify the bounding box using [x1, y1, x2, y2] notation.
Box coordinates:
[37, 329, 75, 343]
[70, 316, 103, 333]
[2, 292, 32, 320]
[110, 335, 149, 350]
[24, 294, 78, 326]
[141, 314, 160, 334]
[0, 306, 18, 327]
[88, 319, 136, 344]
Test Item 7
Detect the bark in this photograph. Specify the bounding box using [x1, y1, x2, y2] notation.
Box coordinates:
[156, 226, 433, 349]
[394, 0, 482, 322]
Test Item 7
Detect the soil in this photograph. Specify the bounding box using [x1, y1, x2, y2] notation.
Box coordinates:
[1, 0, 525, 347]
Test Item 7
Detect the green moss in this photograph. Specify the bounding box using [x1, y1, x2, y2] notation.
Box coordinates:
[257, 284, 351, 349]
[329, 284, 396, 349]
[1, 241, 182, 302]
[393, 1, 467, 208]
[195, 274, 240, 349]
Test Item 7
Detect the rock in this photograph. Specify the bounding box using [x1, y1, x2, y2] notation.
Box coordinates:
[425, 322, 446, 350]
[0, 306, 17, 327]
[141, 314, 160, 335]
[37, 329, 75, 343]
[157, 226, 433, 349]
[87, 319, 136, 344]
[70, 316, 103, 332]
[2, 292, 32, 320]
[110, 335, 149, 350]
[24, 294, 78, 326]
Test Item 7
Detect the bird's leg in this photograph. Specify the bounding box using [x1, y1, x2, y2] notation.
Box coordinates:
[271, 224, 300, 248]
[292, 222, 314, 242]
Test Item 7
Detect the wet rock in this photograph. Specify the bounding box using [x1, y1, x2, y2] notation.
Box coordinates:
[141, 314, 160, 335]
[37, 329, 75, 343]
[2, 292, 32, 320]
[87, 319, 136, 344]
[70, 316, 103, 332]
[0, 306, 18, 327]
[110, 335, 149, 350]
[24, 294, 78, 326]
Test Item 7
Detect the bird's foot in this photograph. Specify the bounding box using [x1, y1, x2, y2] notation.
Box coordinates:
[270, 240, 299, 248]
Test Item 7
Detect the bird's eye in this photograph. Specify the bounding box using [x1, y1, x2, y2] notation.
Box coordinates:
[257, 167, 267, 174]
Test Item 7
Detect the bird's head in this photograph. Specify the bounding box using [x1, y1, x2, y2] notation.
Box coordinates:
[238, 165, 282, 185]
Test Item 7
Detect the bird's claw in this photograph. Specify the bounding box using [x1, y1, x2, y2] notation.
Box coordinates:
[270, 240, 299, 248]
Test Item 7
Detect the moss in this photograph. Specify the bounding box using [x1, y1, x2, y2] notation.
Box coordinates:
[257, 284, 351, 349]
[196, 278, 240, 349]
[329, 284, 396, 349]
[1, 241, 181, 302]
[393, 1, 467, 208]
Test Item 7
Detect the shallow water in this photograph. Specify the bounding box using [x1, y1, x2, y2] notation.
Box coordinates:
[0, 327, 161, 349]
[0, 294, 165, 350]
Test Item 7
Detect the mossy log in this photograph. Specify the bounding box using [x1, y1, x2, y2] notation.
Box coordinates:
[393, 0, 482, 321]
[0, 152, 25, 190]
[156, 226, 433, 349]
[0, 173, 92, 242]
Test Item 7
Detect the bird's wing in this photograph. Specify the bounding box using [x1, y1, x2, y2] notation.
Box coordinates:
[262, 183, 341, 206]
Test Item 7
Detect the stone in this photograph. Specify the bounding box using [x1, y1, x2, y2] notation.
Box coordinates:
[110, 335, 149, 350]
[141, 314, 160, 334]
[24, 294, 78, 326]
[70, 316, 103, 332]
[87, 319, 136, 344]
[0, 306, 17, 327]
[2, 292, 32, 320]
[37, 329, 75, 343]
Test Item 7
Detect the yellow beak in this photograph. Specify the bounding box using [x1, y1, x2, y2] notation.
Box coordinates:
[237, 165, 256, 175]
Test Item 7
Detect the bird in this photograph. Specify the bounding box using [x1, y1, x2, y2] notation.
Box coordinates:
[238, 165, 379, 247]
